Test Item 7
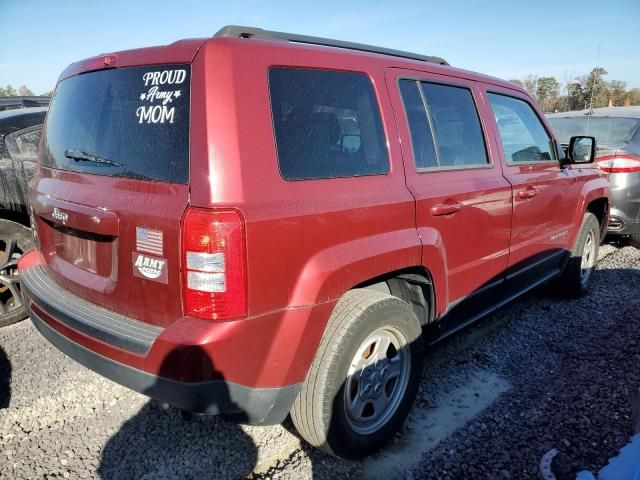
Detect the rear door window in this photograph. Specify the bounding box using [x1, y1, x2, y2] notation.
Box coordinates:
[398, 80, 488, 169]
[399, 80, 438, 169]
[269, 68, 389, 180]
[488, 93, 557, 163]
[41, 65, 190, 183]
[421, 82, 488, 168]
[5, 125, 42, 161]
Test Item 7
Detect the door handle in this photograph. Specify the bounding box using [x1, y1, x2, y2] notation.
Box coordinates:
[517, 188, 538, 199]
[431, 203, 464, 216]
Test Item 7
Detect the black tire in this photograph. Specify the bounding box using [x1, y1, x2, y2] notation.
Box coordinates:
[630, 234, 640, 248]
[555, 212, 600, 297]
[290, 289, 424, 459]
[0, 219, 33, 327]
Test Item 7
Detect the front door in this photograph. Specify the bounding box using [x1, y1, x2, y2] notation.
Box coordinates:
[480, 84, 579, 281]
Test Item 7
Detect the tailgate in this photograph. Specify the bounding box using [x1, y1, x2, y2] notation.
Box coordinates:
[32, 64, 193, 327]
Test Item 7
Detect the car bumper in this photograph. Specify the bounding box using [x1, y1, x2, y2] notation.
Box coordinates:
[19, 251, 334, 425]
[608, 171, 640, 235]
[29, 309, 299, 424]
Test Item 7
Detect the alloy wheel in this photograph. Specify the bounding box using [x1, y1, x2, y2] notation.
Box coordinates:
[580, 230, 596, 285]
[0, 235, 24, 317]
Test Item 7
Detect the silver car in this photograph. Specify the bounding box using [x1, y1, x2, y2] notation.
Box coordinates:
[548, 107, 640, 242]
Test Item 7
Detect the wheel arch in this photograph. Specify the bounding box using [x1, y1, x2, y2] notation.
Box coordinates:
[356, 266, 436, 327]
[585, 197, 609, 240]
[573, 176, 611, 245]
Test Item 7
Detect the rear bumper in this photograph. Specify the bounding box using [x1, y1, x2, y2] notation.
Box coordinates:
[607, 209, 640, 235]
[19, 251, 334, 425]
[608, 172, 640, 234]
[30, 310, 299, 424]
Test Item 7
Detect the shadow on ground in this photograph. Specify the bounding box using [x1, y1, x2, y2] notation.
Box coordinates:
[98, 347, 258, 480]
[0, 345, 10, 409]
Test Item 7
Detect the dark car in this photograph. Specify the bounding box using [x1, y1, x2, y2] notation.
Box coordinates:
[0, 107, 47, 326]
[548, 107, 640, 242]
[0, 96, 50, 112]
[19, 26, 609, 458]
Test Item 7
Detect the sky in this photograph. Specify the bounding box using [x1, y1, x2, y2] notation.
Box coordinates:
[1, 0, 639, 95]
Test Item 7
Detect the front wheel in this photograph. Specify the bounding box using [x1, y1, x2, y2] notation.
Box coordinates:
[555, 212, 600, 297]
[290, 289, 424, 459]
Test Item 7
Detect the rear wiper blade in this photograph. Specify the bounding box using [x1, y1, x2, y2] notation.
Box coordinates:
[64, 149, 122, 167]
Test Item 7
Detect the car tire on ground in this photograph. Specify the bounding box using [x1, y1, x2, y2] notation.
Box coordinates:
[0, 219, 33, 327]
[555, 212, 600, 297]
[630, 234, 640, 248]
[290, 288, 424, 459]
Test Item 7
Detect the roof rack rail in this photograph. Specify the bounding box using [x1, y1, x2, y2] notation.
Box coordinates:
[214, 25, 449, 66]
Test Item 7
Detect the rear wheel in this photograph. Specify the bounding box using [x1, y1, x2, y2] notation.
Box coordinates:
[0, 219, 33, 327]
[290, 289, 424, 458]
[555, 212, 600, 297]
[630, 233, 640, 247]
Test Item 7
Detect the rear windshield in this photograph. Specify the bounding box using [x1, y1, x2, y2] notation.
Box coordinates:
[548, 116, 640, 146]
[41, 65, 190, 183]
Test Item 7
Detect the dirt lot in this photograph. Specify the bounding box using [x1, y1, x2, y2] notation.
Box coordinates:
[1, 242, 639, 479]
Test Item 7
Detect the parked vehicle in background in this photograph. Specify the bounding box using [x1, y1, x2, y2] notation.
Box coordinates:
[0, 96, 50, 112]
[548, 107, 640, 243]
[0, 107, 46, 326]
[20, 26, 610, 458]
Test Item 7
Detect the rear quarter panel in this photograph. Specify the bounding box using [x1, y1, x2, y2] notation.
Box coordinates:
[189, 39, 422, 317]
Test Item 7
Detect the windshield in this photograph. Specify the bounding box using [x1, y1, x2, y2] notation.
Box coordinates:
[41, 65, 190, 183]
[547, 116, 640, 146]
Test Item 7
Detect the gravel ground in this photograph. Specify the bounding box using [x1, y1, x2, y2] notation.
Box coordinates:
[1, 242, 639, 479]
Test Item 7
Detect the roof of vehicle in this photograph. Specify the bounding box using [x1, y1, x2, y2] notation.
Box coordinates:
[547, 106, 640, 119]
[214, 25, 450, 66]
[0, 107, 47, 138]
[211, 26, 523, 93]
[59, 26, 526, 97]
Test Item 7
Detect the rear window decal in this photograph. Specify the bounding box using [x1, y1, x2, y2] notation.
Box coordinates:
[136, 104, 176, 124]
[143, 69, 187, 87]
[136, 227, 163, 256]
[139, 88, 181, 105]
[137, 68, 187, 124]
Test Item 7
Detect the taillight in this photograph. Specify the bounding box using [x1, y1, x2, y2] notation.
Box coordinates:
[596, 155, 640, 173]
[181, 208, 247, 320]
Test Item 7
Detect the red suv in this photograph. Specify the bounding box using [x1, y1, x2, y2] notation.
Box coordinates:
[20, 26, 610, 458]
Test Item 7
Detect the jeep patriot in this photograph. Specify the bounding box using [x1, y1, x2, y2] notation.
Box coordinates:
[19, 26, 611, 458]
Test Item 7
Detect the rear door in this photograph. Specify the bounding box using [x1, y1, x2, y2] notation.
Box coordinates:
[32, 64, 192, 327]
[480, 84, 579, 280]
[386, 68, 512, 317]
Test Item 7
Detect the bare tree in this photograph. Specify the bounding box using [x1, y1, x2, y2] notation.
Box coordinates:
[522, 75, 539, 99]
[17, 85, 35, 96]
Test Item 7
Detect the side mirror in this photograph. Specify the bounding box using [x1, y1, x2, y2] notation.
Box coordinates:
[568, 136, 596, 164]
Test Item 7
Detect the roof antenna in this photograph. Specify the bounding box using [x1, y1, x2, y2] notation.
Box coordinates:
[586, 43, 602, 133]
